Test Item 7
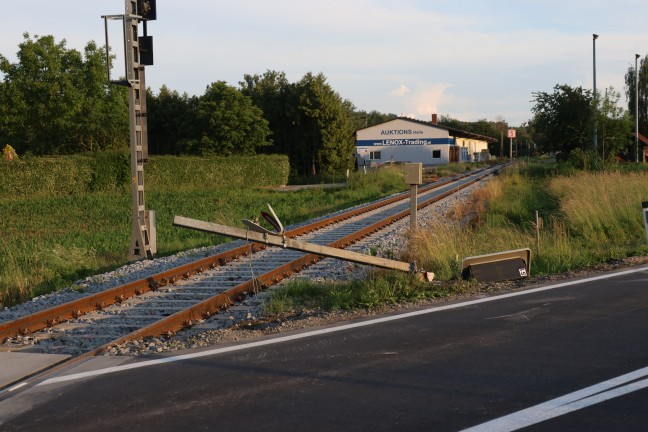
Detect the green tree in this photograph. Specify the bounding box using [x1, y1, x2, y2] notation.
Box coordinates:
[147, 85, 195, 154]
[530, 84, 593, 155]
[0, 33, 79, 154]
[624, 54, 648, 138]
[185, 81, 271, 156]
[241, 70, 357, 176]
[515, 122, 536, 158]
[597, 87, 633, 162]
[351, 110, 397, 130]
[73, 41, 128, 152]
[0, 33, 128, 154]
[239, 70, 299, 158]
[439, 115, 508, 157]
[437, 114, 465, 130]
[295, 72, 355, 175]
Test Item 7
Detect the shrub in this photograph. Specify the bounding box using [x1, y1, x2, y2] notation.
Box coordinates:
[88, 151, 130, 192]
[145, 154, 289, 191]
[0, 156, 93, 198]
[0, 153, 290, 198]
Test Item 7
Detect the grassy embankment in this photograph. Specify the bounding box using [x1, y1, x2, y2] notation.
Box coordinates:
[263, 163, 648, 315]
[0, 165, 412, 307]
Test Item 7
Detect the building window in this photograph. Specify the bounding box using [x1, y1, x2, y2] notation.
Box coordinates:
[432, 150, 441, 158]
[370, 151, 381, 160]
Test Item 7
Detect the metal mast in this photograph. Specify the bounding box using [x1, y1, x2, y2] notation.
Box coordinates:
[103, 0, 157, 261]
[124, 0, 155, 260]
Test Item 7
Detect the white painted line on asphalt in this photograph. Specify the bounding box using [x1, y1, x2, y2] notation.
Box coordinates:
[38, 265, 648, 386]
[461, 366, 648, 431]
[7, 382, 28, 392]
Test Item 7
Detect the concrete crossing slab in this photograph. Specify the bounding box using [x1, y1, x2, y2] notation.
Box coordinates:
[0, 352, 70, 390]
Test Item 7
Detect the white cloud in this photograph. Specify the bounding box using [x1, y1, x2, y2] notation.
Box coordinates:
[390, 84, 411, 97]
[4, 0, 648, 126]
[406, 82, 455, 117]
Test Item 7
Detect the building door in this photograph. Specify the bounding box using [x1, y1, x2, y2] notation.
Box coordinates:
[450, 146, 459, 163]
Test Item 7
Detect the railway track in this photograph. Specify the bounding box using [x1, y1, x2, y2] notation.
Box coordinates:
[0, 164, 507, 360]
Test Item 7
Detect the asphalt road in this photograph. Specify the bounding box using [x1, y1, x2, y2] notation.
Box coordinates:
[2, 266, 648, 431]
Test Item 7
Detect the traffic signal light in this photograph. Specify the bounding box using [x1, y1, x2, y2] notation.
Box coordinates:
[139, 35, 153, 65]
[137, 0, 157, 21]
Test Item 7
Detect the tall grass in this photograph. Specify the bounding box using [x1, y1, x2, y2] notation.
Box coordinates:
[407, 164, 648, 279]
[549, 172, 648, 253]
[258, 163, 648, 317]
[262, 271, 447, 315]
[14, 160, 643, 314]
[0, 167, 407, 307]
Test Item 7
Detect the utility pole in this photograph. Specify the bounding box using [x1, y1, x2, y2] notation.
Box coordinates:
[593, 34, 599, 151]
[103, 1, 157, 260]
[636, 54, 640, 163]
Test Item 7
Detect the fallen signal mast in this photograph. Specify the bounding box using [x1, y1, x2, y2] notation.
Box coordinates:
[173, 215, 434, 282]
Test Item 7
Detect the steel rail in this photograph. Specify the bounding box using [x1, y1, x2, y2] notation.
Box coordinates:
[87, 165, 504, 354]
[0, 165, 502, 344]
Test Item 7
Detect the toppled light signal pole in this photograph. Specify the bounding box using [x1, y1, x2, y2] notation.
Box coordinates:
[173, 215, 435, 282]
[102, 0, 158, 260]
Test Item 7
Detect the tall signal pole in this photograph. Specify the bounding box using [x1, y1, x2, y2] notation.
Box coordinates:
[103, 0, 157, 260]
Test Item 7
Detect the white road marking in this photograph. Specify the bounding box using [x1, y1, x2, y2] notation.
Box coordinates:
[462, 366, 648, 431]
[38, 265, 648, 386]
[7, 382, 28, 392]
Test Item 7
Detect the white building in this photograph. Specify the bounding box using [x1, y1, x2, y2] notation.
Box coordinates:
[354, 116, 497, 167]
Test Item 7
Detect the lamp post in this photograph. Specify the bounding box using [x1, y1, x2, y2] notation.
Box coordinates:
[593, 34, 599, 151]
[636, 53, 640, 163]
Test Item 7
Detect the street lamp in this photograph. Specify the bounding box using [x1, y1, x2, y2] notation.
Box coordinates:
[593, 34, 599, 151]
[636, 53, 641, 163]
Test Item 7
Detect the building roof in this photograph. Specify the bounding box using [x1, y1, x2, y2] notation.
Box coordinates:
[356, 117, 499, 143]
[634, 132, 648, 146]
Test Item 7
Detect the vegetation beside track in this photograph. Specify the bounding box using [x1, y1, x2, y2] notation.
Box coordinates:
[264, 163, 648, 315]
[0, 164, 411, 307]
[10, 158, 644, 316]
[0, 153, 291, 198]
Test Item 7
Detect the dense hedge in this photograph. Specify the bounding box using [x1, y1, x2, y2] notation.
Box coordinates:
[89, 151, 131, 192]
[145, 155, 289, 191]
[1, 155, 95, 198]
[0, 153, 289, 198]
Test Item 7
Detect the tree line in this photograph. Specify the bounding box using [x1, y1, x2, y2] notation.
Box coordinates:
[3, 33, 647, 175]
[147, 71, 394, 177]
[0, 34, 129, 155]
[528, 84, 633, 165]
[0, 34, 395, 176]
[526, 55, 648, 165]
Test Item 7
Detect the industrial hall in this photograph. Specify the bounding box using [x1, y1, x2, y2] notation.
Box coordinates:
[354, 115, 498, 167]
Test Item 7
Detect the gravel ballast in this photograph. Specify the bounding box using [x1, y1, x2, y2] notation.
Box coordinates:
[7, 175, 642, 357]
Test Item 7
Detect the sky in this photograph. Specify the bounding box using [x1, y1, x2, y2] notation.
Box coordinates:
[2, 1, 648, 126]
